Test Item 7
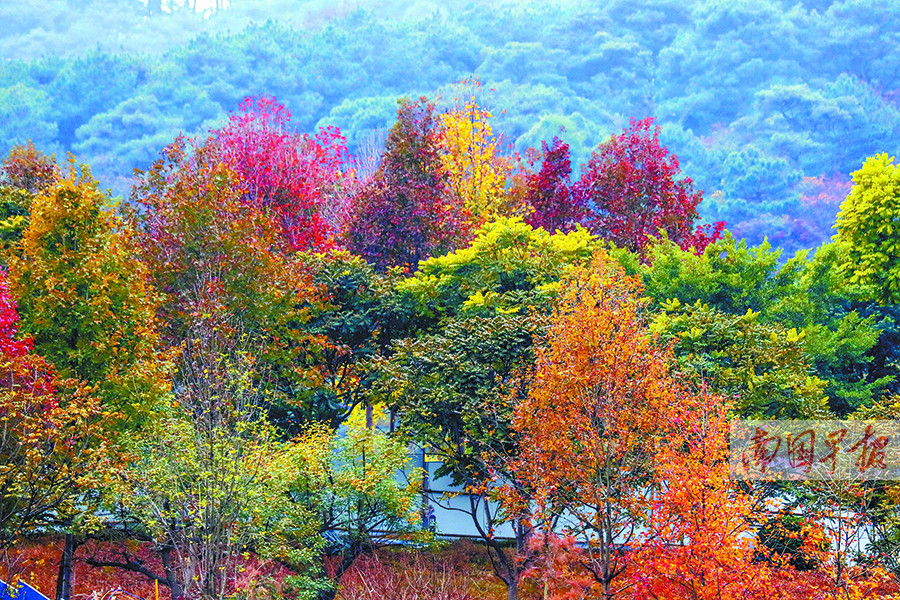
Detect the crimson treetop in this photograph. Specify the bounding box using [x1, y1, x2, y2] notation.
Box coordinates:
[576, 117, 722, 254]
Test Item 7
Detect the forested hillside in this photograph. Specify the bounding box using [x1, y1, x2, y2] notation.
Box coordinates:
[2, 0, 898, 253]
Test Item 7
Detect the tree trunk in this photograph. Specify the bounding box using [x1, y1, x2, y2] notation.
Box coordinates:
[160, 546, 185, 600]
[465, 490, 524, 600]
[318, 586, 338, 600]
[318, 552, 356, 600]
[55, 533, 77, 600]
[507, 578, 519, 600]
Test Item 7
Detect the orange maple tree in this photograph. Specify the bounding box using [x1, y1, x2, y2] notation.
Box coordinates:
[626, 385, 776, 599]
[511, 251, 674, 598]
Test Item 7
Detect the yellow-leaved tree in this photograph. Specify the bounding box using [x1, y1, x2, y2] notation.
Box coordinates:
[835, 153, 900, 304]
[438, 94, 517, 226]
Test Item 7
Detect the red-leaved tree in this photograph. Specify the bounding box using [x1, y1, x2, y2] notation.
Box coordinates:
[346, 98, 470, 270]
[576, 118, 723, 254]
[213, 96, 350, 252]
[522, 137, 585, 234]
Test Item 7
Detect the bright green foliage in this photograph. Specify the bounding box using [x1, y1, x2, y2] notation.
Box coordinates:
[835, 153, 900, 304]
[292, 405, 422, 582]
[397, 216, 600, 319]
[629, 233, 856, 334]
[626, 232, 857, 323]
[632, 233, 789, 314]
[622, 235, 896, 414]
[650, 299, 829, 418]
[8, 161, 170, 425]
[795, 243, 894, 413]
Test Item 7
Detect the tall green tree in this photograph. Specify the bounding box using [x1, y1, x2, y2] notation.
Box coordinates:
[618, 235, 897, 414]
[279, 250, 417, 432]
[835, 153, 900, 304]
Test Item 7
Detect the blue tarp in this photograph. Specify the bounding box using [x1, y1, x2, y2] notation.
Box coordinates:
[0, 579, 51, 600]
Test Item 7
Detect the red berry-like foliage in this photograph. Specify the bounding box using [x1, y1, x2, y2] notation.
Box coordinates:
[0, 270, 32, 360]
[0, 268, 55, 403]
[680, 220, 726, 254]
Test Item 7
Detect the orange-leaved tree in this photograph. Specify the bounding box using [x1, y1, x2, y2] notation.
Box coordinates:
[513, 251, 897, 599]
[626, 385, 777, 599]
[511, 251, 672, 599]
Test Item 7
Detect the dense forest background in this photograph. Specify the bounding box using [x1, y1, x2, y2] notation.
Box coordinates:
[1, 0, 898, 254]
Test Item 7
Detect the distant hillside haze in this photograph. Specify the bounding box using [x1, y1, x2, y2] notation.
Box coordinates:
[1, 0, 898, 254]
